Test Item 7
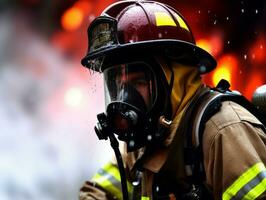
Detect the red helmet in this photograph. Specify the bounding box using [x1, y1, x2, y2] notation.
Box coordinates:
[81, 0, 216, 73]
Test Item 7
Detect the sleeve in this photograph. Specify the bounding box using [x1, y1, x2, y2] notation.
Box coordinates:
[79, 162, 133, 200]
[79, 181, 110, 200]
[203, 120, 266, 200]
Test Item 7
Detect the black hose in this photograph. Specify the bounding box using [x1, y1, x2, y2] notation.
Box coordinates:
[108, 133, 129, 200]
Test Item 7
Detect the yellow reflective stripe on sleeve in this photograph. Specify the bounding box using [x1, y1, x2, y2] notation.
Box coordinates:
[141, 196, 150, 200]
[173, 13, 189, 31]
[92, 173, 123, 200]
[102, 162, 121, 181]
[222, 162, 266, 200]
[92, 162, 133, 197]
[102, 162, 133, 193]
[155, 12, 176, 27]
[243, 176, 266, 200]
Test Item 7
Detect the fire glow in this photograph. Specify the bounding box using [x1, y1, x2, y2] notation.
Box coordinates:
[64, 87, 84, 107]
[61, 7, 84, 31]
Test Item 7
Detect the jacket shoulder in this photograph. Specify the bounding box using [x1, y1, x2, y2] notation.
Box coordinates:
[202, 101, 266, 200]
[208, 100, 263, 130]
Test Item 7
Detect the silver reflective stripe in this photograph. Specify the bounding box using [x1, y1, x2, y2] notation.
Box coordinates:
[92, 163, 133, 200]
[91, 163, 123, 199]
[97, 168, 122, 190]
[231, 171, 266, 200]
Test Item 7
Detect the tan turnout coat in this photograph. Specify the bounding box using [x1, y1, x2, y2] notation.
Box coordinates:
[80, 87, 266, 200]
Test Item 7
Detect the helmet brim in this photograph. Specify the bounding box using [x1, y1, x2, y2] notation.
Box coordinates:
[81, 39, 216, 74]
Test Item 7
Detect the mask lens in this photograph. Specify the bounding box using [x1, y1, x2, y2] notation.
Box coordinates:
[103, 62, 156, 112]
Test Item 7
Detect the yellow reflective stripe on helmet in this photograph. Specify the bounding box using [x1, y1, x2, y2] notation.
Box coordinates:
[173, 13, 189, 31]
[222, 162, 266, 200]
[155, 12, 176, 27]
[92, 173, 123, 200]
[141, 196, 150, 200]
[242, 175, 266, 200]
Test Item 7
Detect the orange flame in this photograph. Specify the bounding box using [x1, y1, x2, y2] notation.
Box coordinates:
[196, 34, 223, 57]
[197, 39, 212, 54]
[244, 73, 264, 100]
[61, 7, 84, 31]
[249, 36, 266, 64]
[212, 54, 238, 88]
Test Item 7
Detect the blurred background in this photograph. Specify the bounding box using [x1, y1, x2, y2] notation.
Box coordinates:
[0, 0, 265, 199]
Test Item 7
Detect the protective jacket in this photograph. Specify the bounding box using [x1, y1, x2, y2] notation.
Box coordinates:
[79, 85, 266, 200]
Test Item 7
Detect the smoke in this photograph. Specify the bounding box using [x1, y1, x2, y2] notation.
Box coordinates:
[0, 11, 112, 200]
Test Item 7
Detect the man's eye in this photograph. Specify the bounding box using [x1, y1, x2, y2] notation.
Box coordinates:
[132, 79, 148, 86]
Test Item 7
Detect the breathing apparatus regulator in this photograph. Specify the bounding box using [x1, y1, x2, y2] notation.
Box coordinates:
[81, 1, 216, 199]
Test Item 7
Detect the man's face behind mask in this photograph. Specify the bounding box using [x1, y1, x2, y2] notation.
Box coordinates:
[104, 62, 157, 113]
[102, 62, 158, 150]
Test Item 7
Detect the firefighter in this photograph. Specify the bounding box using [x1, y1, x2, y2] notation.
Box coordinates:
[79, 1, 266, 200]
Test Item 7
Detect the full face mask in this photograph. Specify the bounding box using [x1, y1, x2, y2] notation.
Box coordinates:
[93, 56, 173, 152]
[103, 62, 159, 151]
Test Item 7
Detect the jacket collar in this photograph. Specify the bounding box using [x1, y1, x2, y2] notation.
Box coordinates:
[128, 85, 207, 173]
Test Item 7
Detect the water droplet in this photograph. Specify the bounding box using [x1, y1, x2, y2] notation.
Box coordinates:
[227, 41, 230, 44]
[244, 54, 247, 60]
[226, 16, 229, 21]
[156, 186, 160, 192]
[255, 9, 258, 14]
[129, 140, 135, 148]
[147, 135, 152, 141]
[132, 181, 139, 186]
[241, 9, 245, 13]
[199, 65, 207, 73]
[214, 20, 217, 25]
[198, 10, 201, 14]
[252, 54, 255, 59]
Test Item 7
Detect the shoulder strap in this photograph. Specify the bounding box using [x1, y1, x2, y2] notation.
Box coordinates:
[190, 90, 223, 147]
[183, 88, 222, 181]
